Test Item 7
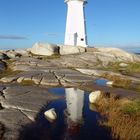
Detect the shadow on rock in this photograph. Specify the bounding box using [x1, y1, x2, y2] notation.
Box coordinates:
[19, 100, 66, 140]
[18, 96, 112, 140]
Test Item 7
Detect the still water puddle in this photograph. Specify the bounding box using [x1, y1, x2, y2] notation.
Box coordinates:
[41, 87, 110, 140]
[95, 78, 109, 86]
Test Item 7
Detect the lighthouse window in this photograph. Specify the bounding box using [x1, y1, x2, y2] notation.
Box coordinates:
[81, 38, 84, 41]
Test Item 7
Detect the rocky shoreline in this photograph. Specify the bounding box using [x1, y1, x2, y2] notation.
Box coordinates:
[0, 44, 140, 139]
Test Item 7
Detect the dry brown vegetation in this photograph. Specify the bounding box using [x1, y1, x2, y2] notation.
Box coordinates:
[97, 94, 140, 140]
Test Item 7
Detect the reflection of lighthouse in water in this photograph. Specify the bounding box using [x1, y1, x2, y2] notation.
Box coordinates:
[65, 88, 84, 125]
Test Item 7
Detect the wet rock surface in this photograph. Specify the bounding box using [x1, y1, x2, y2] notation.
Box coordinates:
[0, 46, 140, 139]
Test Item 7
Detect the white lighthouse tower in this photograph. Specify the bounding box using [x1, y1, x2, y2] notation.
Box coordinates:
[64, 0, 88, 47]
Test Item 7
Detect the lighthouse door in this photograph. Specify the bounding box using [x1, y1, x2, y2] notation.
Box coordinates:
[74, 33, 77, 46]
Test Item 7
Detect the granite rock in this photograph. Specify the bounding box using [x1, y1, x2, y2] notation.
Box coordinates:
[31, 42, 59, 56]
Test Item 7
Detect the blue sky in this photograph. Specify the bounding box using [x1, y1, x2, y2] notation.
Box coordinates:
[0, 0, 140, 49]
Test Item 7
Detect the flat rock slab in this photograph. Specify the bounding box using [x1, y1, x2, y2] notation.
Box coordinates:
[63, 74, 94, 83]
[0, 68, 95, 87]
[11, 57, 62, 71]
[1, 85, 60, 111]
[76, 68, 140, 83]
[0, 71, 59, 86]
[0, 108, 32, 140]
[0, 84, 61, 139]
[52, 68, 95, 86]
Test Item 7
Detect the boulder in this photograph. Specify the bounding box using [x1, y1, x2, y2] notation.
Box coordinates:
[0, 52, 9, 60]
[5, 50, 16, 58]
[119, 63, 128, 67]
[4, 49, 29, 59]
[14, 49, 29, 57]
[44, 108, 57, 122]
[106, 81, 114, 86]
[59, 45, 86, 55]
[89, 90, 102, 103]
[31, 42, 59, 56]
[0, 53, 4, 60]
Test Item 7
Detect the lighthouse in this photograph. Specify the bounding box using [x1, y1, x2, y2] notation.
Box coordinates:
[65, 88, 84, 123]
[64, 0, 88, 47]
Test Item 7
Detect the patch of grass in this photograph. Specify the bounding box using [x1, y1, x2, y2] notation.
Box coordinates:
[113, 79, 131, 89]
[101, 62, 121, 72]
[122, 100, 140, 115]
[0, 68, 22, 79]
[29, 52, 60, 60]
[103, 62, 140, 73]
[20, 80, 35, 86]
[0, 59, 22, 79]
[102, 73, 140, 91]
[42, 54, 60, 60]
[102, 73, 131, 89]
[97, 95, 140, 140]
[6, 59, 16, 63]
[67, 66, 76, 70]
[126, 62, 140, 73]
